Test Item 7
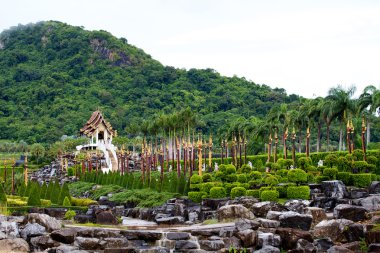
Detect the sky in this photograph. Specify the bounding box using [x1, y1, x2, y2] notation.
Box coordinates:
[1, 0, 380, 98]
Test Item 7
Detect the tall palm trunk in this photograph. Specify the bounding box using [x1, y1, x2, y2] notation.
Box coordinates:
[317, 122, 321, 152]
[366, 120, 371, 146]
[298, 129, 302, 153]
[326, 124, 330, 152]
[339, 123, 343, 151]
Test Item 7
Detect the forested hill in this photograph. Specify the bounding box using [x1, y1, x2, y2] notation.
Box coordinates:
[0, 21, 300, 143]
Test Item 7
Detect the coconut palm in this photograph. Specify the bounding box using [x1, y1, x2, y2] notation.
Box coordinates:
[358, 85, 380, 145]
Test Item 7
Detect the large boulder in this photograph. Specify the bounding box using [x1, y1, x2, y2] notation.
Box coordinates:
[0, 238, 29, 252]
[279, 211, 313, 231]
[121, 230, 162, 241]
[366, 230, 380, 244]
[257, 232, 281, 248]
[255, 245, 280, 253]
[234, 218, 260, 231]
[327, 246, 354, 253]
[217, 204, 255, 221]
[251, 202, 288, 217]
[342, 224, 364, 242]
[166, 232, 190, 240]
[321, 180, 348, 198]
[256, 218, 280, 228]
[369, 181, 380, 194]
[333, 204, 368, 221]
[95, 209, 118, 225]
[175, 240, 199, 250]
[25, 213, 62, 232]
[275, 228, 313, 250]
[44, 208, 68, 219]
[155, 216, 184, 225]
[50, 228, 78, 244]
[199, 239, 225, 251]
[284, 200, 310, 214]
[74, 236, 102, 250]
[314, 238, 334, 252]
[20, 222, 46, 240]
[313, 219, 354, 243]
[357, 194, 380, 211]
[349, 188, 369, 199]
[306, 207, 327, 228]
[30, 235, 60, 251]
[236, 229, 257, 247]
[0, 221, 19, 239]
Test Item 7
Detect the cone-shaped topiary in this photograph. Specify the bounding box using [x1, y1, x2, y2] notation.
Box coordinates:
[58, 182, 71, 205]
[0, 184, 7, 205]
[27, 183, 41, 206]
[50, 181, 61, 204]
[63, 196, 71, 206]
[17, 183, 26, 197]
[24, 181, 33, 197]
[40, 182, 48, 199]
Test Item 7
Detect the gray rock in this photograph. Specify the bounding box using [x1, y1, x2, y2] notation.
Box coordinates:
[56, 244, 80, 253]
[96, 210, 118, 225]
[236, 229, 257, 247]
[166, 232, 190, 240]
[369, 181, 380, 194]
[251, 201, 288, 217]
[234, 218, 260, 231]
[20, 222, 46, 239]
[255, 245, 280, 253]
[349, 188, 369, 199]
[121, 230, 162, 240]
[284, 199, 310, 213]
[156, 216, 184, 225]
[30, 234, 60, 251]
[25, 213, 62, 232]
[295, 238, 316, 253]
[327, 245, 354, 253]
[199, 239, 225, 251]
[102, 237, 128, 248]
[314, 238, 334, 252]
[266, 211, 283, 220]
[175, 240, 199, 250]
[257, 232, 281, 247]
[313, 219, 354, 243]
[51, 228, 78, 244]
[256, 218, 280, 228]
[0, 238, 30, 252]
[217, 204, 255, 221]
[275, 228, 313, 250]
[74, 236, 101, 250]
[321, 180, 348, 198]
[0, 221, 19, 239]
[306, 207, 327, 228]
[279, 211, 313, 231]
[358, 194, 380, 211]
[368, 244, 380, 252]
[342, 224, 364, 242]
[333, 204, 368, 221]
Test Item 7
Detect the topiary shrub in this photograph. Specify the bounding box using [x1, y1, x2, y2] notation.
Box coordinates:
[200, 182, 216, 194]
[297, 157, 312, 169]
[188, 191, 207, 203]
[224, 182, 241, 195]
[226, 174, 238, 183]
[190, 174, 203, 184]
[265, 162, 273, 169]
[214, 171, 225, 181]
[202, 173, 213, 182]
[27, 183, 41, 206]
[248, 179, 262, 188]
[279, 177, 289, 183]
[226, 164, 237, 174]
[352, 174, 372, 188]
[307, 173, 315, 183]
[324, 154, 338, 168]
[237, 174, 247, 183]
[239, 164, 252, 174]
[260, 190, 279, 201]
[337, 157, 351, 172]
[352, 149, 364, 161]
[337, 172, 351, 185]
[366, 156, 378, 165]
[0, 184, 7, 206]
[249, 171, 262, 180]
[67, 167, 74, 177]
[271, 163, 281, 171]
[219, 164, 227, 173]
[209, 187, 226, 198]
[41, 199, 52, 207]
[345, 153, 355, 162]
[246, 189, 260, 198]
[264, 175, 279, 187]
[288, 169, 308, 185]
[287, 186, 310, 200]
[64, 210, 76, 220]
[276, 169, 289, 177]
[323, 167, 339, 180]
[277, 158, 294, 169]
[315, 175, 329, 183]
[352, 161, 369, 173]
[230, 187, 247, 198]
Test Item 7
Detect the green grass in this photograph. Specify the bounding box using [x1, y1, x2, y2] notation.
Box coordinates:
[109, 189, 178, 208]
[202, 219, 218, 225]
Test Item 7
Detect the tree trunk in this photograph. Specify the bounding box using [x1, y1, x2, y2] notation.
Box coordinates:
[298, 129, 302, 153]
[339, 123, 343, 151]
[317, 122, 321, 153]
[367, 120, 371, 146]
[326, 124, 330, 152]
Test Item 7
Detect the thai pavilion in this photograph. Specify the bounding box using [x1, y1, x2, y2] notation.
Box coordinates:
[76, 110, 118, 171]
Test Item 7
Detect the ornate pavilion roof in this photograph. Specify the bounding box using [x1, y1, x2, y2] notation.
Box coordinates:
[80, 110, 116, 137]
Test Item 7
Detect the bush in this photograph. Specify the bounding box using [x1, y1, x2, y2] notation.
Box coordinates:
[249, 171, 262, 180]
[190, 174, 203, 184]
[366, 156, 378, 165]
[214, 171, 225, 181]
[277, 158, 294, 169]
[315, 176, 329, 183]
[70, 197, 97, 206]
[219, 164, 227, 173]
[202, 173, 213, 182]
[248, 179, 262, 188]
[298, 157, 312, 169]
[63, 196, 71, 206]
[27, 183, 41, 206]
[64, 210, 76, 220]
[224, 182, 241, 195]
[200, 182, 216, 194]
[323, 167, 339, 180]
[225, 174, 238, 183]
[324, 154, 338, 168]
[276, 169, 289, 177]
[188, 191, 207, 203]
[352, 174, 372, 188]
[353, 149, 364, 161]
[237, 174, 247, 183]
[337, 157, 350, 172]
[352, 161, 369, 173]
[307, 173, 315, 183]
[0, 184, 6, 205]
[239, 164, 252, 174]
[67, 167, 74, 177]
[287, 186, 310, 200]
[264, 175, 279, 186]
[337, 172, 351, 185]
[230, 187, 247, 198]
[209, 187, 226, 198]
[40, 199, 52, 207]
[226, 164, 237, 174]
[260, 190, 279, 201]
[271, 163, 281, 171]
[246, 189, 260, 198]
[288, 169, 308, 185]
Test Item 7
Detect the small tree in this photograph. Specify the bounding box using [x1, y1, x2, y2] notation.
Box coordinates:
[63, 196, 71, 206]
[30, 143, 45, 164]
[288, 169, 308, 185]
[58, 182, 71, 205]
[45, 181, 54, 200]
[40, 182, 48, 199]
[0, 184, 7, 204]
[27, 183, 41, 206]
[50, 181, 61, 204]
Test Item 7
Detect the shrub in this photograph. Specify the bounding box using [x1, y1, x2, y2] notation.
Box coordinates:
[225, 174, 237, 183]
[230, 187, 247, 198]
[366, 156, 378, 165]
[352, 174, 372, 188]
[307, 173, 315, 183]
[58, 183, 71, 205]
[337, 157, 350, 172]
[337, 172, 351, 185]
[324, 154, 338, 168]
[287, 186, 310, 200]
[345, 153, 355, 162]
[288, 169, 308, 185]
[50, 181, 61, 204]
[277, 158, 294, 169]
[323, 167, 339, 180]
[209, 187, 226, 198]
[224, 182, 241, 195]
[352, 149, 364, 161]
[246, 189, 260, 198]
[188, 191, 207, 203]
[219, 164, 227, 173]
[64, 210, 76, 220]
[40, 199, 52, 207]
[70, 197, 97, 206]
[63, 196, 71, 206]
[27, 183, 41, 206]
[248, 179, 262, 188]
[214, 171, 225, 181]
[67, 167, 74, 177]
[271, 163, 281, 171]
[202, 173, 213, 182]
[237, 174, 247, 183]
[239, 164, 252, 174]
[190, 174, 203, 184]
[264, 175, 279, 187]
[260, 190, 279, 201]
[315, 176, 329, 183]
[226, 164, 237, 174]
[276, 169, 289, 177]
[200, 182, 216, 194]
[279, 177, 289, 183]
[352, 161, 369, 173]
[298, 157, 312, 169]
[0, 184, 7, 205]
[265, 162, 273, 169]
[249, 171, 262, 180]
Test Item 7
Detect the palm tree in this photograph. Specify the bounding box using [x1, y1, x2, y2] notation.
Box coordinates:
[321, 100, 335, 152]
[308, 97, 324, 152]
[326, 85, 357, 151]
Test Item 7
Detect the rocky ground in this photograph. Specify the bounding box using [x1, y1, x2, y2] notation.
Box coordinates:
[1, 180, 380, 252]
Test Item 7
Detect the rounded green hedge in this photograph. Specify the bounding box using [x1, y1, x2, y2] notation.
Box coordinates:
[276, 169, 289, 177]
[200, 182, 216, 193]
[288, 169, 308, 185]
[249, 171, 262, 180]
[337, 157, 350, 172]
[323, 167, 339, 180]
[226, 164, 237, 174]
[188, 191, 207, 203]
[202, 173, 213, 182]
[287, 186, 310, 200]
[337, 172, 351, 185]
[260, 190, 279, 201]
[324, 154, 338, 168]
[209, 187, 226, 198]
[246, 189, 260, 198]
[237, 174, 247, 183]
[315, 175, 329, 183]
[190, 174, 203, 184]
[265, 175, 279, 186]
[352, 161, 369, 173]
[352, 174, 372, 188]
[230, 187, 247, 199]
[239, 164, 252, 174]
[297, 157, 312, 169]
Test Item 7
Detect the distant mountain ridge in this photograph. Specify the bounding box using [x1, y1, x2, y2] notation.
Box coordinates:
[0, 21, 300, 143]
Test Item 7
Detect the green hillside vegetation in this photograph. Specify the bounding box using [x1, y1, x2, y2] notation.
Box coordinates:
[0, 21, 299, 144]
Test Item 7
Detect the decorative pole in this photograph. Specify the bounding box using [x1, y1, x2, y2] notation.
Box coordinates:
[267, 134, 272, 163]
[208, 135, 213, 171]
[221, 139, 224, 164]
[12, 158, 15, 195]
[362, 117, 367, 161]
[24, 154, 28, 186]
[88, 153, 92, 173]
[183, 139, 187, 176]
[346, 120, 351, 154]
[283, 128, 288, 159]
[239, 134, 242, 168]
[121, 147, 125, 175]
[197, 133, 203, 176]
[233, 136, 237, 167]
[274, 130, 278, 163]
[350, 120, 355, 153]
[291, 127, 296, 163]
[3, 159, 7, 183]
[244, 137, 247, 165]
[176, 137, 180, 177]
[306, 127, 310, 157]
